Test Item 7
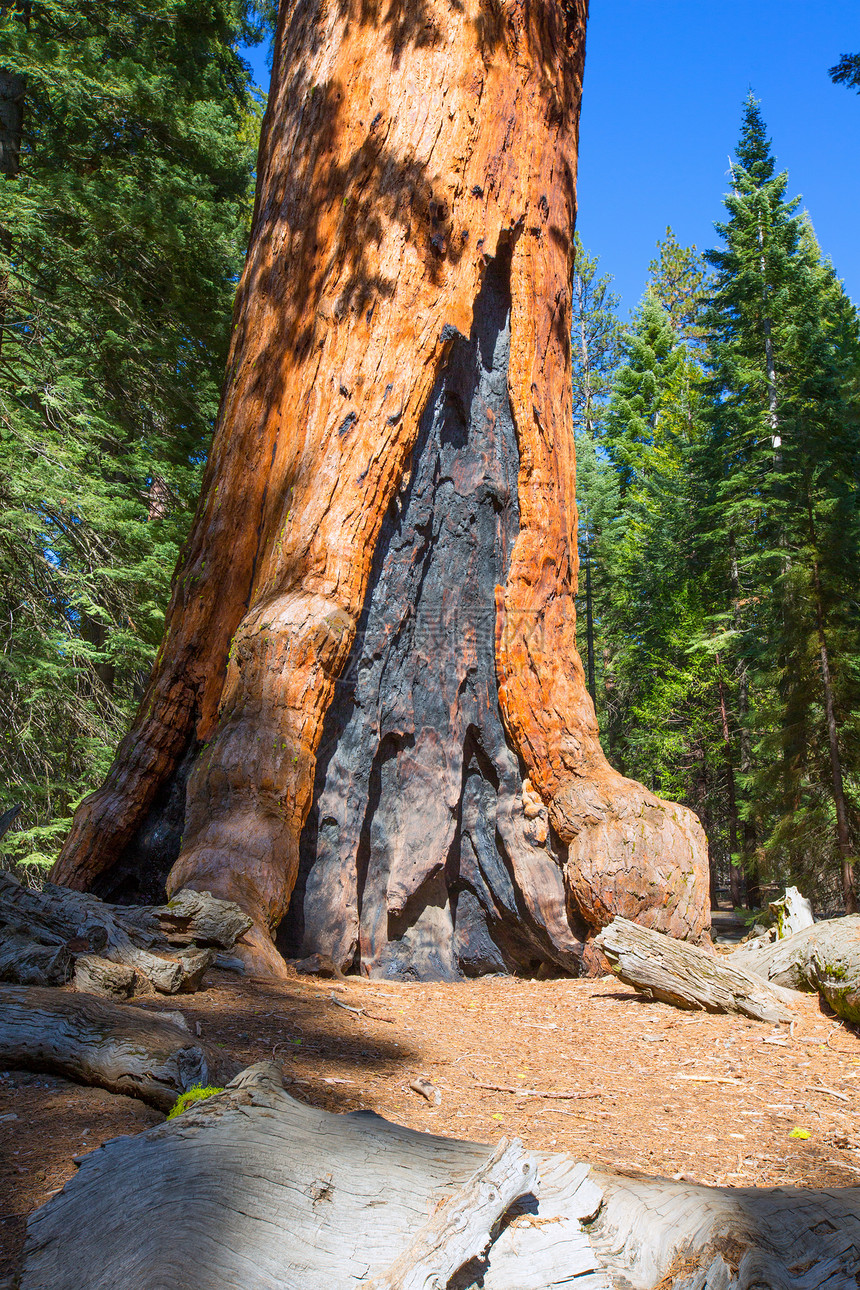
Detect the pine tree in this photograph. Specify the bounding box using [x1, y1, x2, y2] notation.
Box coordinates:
[570, 236, 622, 705]
[702, 96, 860, 910]
[603, 293, 685, 494]
[830, 52, 860, 93]
[571, 234, 623, 442]
[588, 233, 762, 906]
[574, 429, 619, 711]
[648, 227, 710, 342]
[0, 0, 270, 867]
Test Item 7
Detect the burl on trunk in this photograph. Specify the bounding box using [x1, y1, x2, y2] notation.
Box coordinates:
[53, 0, 710, 978]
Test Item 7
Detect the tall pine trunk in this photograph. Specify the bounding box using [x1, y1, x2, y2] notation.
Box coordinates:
[715, 654, 743, 908]
[805, 496, 856, 912]
[53, 0, 710, 978]
[730, 539, 761, 908]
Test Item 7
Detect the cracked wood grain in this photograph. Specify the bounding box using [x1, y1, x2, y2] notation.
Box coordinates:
[17, 1061, 860, 1289]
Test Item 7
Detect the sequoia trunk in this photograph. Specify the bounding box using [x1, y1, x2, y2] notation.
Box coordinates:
[53, 0, 710, 978]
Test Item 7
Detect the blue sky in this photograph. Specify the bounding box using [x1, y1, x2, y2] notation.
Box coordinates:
[577, 2, 859, 313]
[242, 3, 859, 313]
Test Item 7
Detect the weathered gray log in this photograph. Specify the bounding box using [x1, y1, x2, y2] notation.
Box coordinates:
[121, 887, 253, 949]
[72, 954, 136, 999]
[589, 1170, 860, 1290]
[0, 922, 72, 987]
[595, 916, 797, 1023]
[0, 986, 235, 1110]
[364, 1138, 538, 1290]
[770, 885, 814, 938]
[174, 947, 219, 992]
[17, 1061, 860, 1289]
[731, 914, 860, 1022]
[0, 871, 249, 994]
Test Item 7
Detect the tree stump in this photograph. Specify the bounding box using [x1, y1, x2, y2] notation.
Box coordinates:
[770, 886, 814, 938]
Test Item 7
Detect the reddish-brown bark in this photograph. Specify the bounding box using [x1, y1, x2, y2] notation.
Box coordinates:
[53, 0, 710, 976]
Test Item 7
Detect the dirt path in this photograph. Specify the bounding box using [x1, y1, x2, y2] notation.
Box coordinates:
[2, 970, 859, 1278]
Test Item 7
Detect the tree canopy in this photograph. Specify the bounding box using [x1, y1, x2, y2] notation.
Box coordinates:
[575, 96, 860, 911]
[0, 0, 271, 866]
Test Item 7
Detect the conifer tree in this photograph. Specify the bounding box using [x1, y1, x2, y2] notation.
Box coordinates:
[571, 236, 622, 705]
[603, 294, 684, 494]
[571, 234, 623, 442]
[830, 52, 860, 93]
[648, 227, 710, 342]
[702, 96, 860, 909]
[600, 295, 714, 814]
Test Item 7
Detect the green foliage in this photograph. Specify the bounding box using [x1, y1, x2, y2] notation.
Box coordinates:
[700, 97, 860, 899]
[570, 238, 622, 703]
[647, 227, 710, 341]
[597, 279, 717, 803]
[604, 293, 686, 494]
[830, 52, 860, 93]
[0, 0, 270, 868]
[167, 1084, 224, 1119]
[571, 234, 623, 441]
[584, 97, 860, 910]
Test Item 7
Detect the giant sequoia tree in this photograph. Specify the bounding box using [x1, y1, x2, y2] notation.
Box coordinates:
[53, 0, 710, 979]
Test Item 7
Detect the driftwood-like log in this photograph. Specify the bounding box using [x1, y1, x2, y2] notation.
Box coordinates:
[17, 1061, 860, 1289]
[72, 954, 136, 999]
[589, 1169, 860, 1289]
[731, 915, 860, 1022]
[0, 872, 250, 994]
[120, 887, 254, 949]
[0, 986, 234, 1110]
[364, 1139, 538, 1290]
[0, 924, 72, 987]
[595, 917, 797, 1023]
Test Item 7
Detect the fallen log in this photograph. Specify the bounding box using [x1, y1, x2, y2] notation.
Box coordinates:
[120, 887, 254, 950]
[0, 924, 72, 987]
[770, 885, 814, 938]
[364, 1138, 538, 1290]
[16, 1061, 860, 1289]
[595, 917, 797, 1023]
[72, 954, 136, 999]
[0, 871, 250, 994]
[0, 986, 235, 1110]
[731, 915, 860, 1022]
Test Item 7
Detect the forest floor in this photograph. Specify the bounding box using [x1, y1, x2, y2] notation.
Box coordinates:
[2, 963, 860, 1278]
